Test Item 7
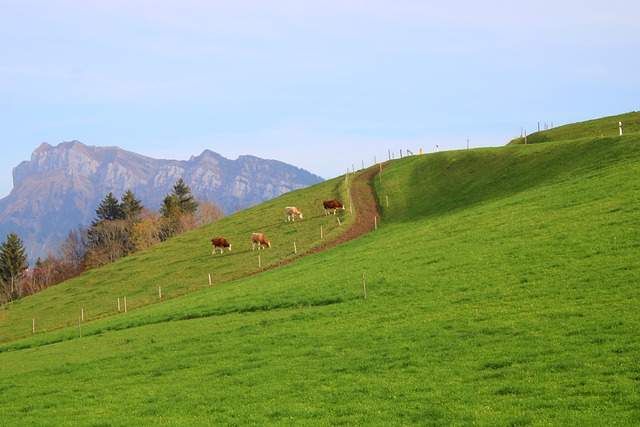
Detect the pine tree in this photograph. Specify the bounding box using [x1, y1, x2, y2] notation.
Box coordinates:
[94, 192, 124, 224]
[0, 232, 29, 302]
[120, 190, 143, 222]
[171, 178, 198, 214]
[159, 179, 199, 240]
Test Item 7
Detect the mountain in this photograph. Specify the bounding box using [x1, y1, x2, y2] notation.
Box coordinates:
[0, 141, 324, 260]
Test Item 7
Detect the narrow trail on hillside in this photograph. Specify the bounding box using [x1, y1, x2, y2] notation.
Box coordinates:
[263, 165, 384, 271]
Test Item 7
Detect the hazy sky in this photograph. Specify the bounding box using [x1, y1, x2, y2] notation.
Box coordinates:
[2, 0, 638, 198]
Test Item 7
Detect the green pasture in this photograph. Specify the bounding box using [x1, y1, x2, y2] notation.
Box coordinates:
[0, 174, 353, 342]
[509, 111, 640, 145]
[0, 113, 638, 426]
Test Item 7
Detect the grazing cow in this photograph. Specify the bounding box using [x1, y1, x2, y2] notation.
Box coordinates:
[323, 200, 345, 215]
[211, 237, 232, 254]
[252, 232, 271, 250]
[285, 206, 303, 222]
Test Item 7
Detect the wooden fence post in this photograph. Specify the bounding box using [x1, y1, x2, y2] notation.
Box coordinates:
[124, 296, 127, 313]
[362, 272, 367, 299]
[208, 274, 212, 286]
[32, 318, 35, 335]
[158, 287, 162, 299]
[294, 241, 297, 254]
[117, 297, 121, 312]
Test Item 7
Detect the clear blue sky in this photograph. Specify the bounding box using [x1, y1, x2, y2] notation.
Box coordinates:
[2, 0, 638, 198]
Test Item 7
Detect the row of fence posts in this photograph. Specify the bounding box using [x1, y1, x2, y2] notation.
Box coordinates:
[351, 144, 480, 174]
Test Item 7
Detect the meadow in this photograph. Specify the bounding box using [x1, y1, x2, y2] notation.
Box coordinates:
[0, 112, 638, 426]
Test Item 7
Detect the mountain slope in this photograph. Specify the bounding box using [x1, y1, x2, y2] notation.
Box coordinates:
[0, 141, 323, 260]
[0, 118, 638, 425]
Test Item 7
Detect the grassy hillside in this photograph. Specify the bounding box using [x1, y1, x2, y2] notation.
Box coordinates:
[0, 118, 638, 425]
[508, 111, 640, 145]
[0, 173, 354, 343]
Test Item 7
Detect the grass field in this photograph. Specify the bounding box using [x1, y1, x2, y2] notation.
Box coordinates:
[0, 112, 638, 426]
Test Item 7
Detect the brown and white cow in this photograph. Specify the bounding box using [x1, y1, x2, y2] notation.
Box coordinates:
[211, 237, 232, 254]
[323, 200, 345, 215]
[285, 206, 303, 222]
[251, 232, 271, 250]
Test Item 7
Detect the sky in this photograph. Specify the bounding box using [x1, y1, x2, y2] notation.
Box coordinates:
[1, 0, 638, 198]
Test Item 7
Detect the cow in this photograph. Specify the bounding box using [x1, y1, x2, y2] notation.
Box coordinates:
[323, 200, 345, 215]
[211, 237, 232, 254]
[251, 232, 271, 250]
[285, 206, 303, 222]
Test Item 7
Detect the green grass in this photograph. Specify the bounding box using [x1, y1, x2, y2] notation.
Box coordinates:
[0, 115, 638, 426]
[509, 111, 640, 145]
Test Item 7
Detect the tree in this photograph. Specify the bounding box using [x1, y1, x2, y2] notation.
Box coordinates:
[171, 178, 199, 214]
[93, 192, 123, 223]
[197, 201, 224, 225]
[130, 210, 161, 252]
[57, 227, 86, 278]
[159, 179, 199, 240]
[86, 191, 145, 268]
[0, 232, 29, 303]
[84, 220, 129, 269]
[121, 190, 143, 222]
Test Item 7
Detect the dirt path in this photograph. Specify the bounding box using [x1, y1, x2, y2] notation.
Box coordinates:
[264, 166, 382, 270]
[313, 165, 381, 250]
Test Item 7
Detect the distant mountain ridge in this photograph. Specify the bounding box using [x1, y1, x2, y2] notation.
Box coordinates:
[0, 141, 324, 260]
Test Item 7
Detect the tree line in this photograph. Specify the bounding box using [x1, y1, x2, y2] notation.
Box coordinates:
[0, 179, 222, 305]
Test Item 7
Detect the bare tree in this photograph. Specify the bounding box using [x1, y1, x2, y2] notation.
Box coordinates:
[58, 227, 86, 279]
[197, 201, 224, 226]
[84, 220, 129, 269]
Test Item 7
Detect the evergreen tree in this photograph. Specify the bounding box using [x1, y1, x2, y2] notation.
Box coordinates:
[159, 179, 199, 240]
[94, 192, 123, 224]
[121, 190, 143, 222]
[0, 232, 29, 302]
[171, 178, 198, 214]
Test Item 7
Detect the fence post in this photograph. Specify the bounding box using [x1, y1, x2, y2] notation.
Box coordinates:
[362, 272, 367, 299]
